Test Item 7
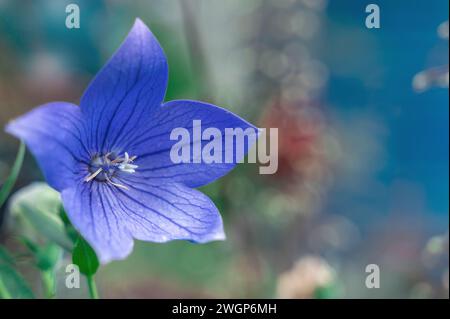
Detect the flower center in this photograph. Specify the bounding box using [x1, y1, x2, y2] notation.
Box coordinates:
[84, 152, 138, 190]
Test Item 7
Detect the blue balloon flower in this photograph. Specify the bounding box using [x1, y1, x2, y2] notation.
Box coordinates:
[5, 19, 258, 263]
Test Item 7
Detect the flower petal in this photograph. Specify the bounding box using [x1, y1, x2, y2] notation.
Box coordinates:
[62, 179, 224, 263]
[61, 182, 134, 264]
[80, 18, 168, 154]
[5, 102, 88, 191]
[127, 100, 259, 188]
[114, 179, 225, 244]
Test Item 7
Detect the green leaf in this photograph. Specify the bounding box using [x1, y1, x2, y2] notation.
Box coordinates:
[72, 236, 99, 276]
[0, 265, 34, 299]
[0, 246, 35, 299]
[314, 282, 338, 299]
[0, 246, 15, 266]
[0, 274, 12, 299]
[9, 182, 73, 251]
[35, 245, 61, 272]
[21, 238, 62, 272]
[59, 205, 78, 243]
[0, 141, 25, 208]
[19, 238, 60, 298]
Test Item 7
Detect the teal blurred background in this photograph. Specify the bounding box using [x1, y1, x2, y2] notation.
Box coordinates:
[0, 0, 448, 298]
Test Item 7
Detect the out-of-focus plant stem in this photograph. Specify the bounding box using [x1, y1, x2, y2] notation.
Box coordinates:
[0, 141, 25, 208]
[41, 270, 55, 299]
[180, 0, 214, 100]
[86, 275, 99, 299]
[0, 275, 12, 299]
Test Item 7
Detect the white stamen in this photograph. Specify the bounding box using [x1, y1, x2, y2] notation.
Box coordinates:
[105, 174, 129, 190]
[117, 153, 138, 173]
[84, 167, 103, 182]
[84, 152, 138, 190]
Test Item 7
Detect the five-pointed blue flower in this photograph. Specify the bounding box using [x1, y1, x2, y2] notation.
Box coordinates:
[5, 19, 257, 263]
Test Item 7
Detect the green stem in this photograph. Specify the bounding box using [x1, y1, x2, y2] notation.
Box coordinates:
[86, 275, 99, 299]
[180, 0, 214, 100]
[0, 275, 12, 299]
[41, 270, 56, 299]
[0, 141, 25, 208]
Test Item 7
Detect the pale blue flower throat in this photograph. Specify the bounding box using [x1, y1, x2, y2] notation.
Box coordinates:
[85, 152, 138, 190]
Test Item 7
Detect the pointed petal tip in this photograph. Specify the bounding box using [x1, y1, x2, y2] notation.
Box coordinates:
[132, 17, 145, 29]
[4, 113, 26, 137]
[95, 239, 135, 265]
[4, 115, 35, 150]
[211, 231, 227, 242]
[133, 17, 144, 26]
[198, 225, 226, 243]
[98, 254, 120, 265]
[4, 120, 14, 135]
[4, 120, 24, 141]
[131, 17, 152, 36]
